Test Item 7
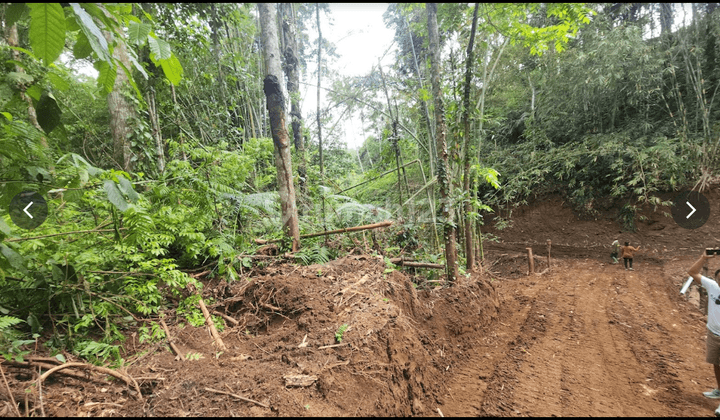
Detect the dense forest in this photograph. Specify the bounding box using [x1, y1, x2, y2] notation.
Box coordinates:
[0, 2, 718, 369]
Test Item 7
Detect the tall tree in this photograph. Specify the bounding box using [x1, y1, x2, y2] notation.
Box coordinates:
[316, 3, 327, 233]
[427, 3, 459, 283]
[462, 3, 479, 272]
[101, 6, 136, 171]
[279, 3, 307, 194]
[258, 3, 301, 251]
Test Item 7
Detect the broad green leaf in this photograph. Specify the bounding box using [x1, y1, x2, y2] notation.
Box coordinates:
[25, 85, 42, 101]
[70, 3, 112, 64]
[27, 314, 41, 334]
[148, 35, 172, 61]
[5, 3, 27, 29]
[28, 3, 66, 65]
[47, 72, 69, 92]
[117, 175, 139, 203]
[0, 218, 12, 236]
[117, 60, 144, 100]
[55, 354, 66, 363]
[103, 179, 129, 212]
[128, 21, 151, 46]
[36, 92, 62, 134]
[94, 60, 117, 94]
[159, 55, 183, 86]
[6, 46, 37, 60]
[126, 48, 148, 80]
[0, 112, 11, 122]
[0, 244, 28, 275]
[72, 32, 93, 59]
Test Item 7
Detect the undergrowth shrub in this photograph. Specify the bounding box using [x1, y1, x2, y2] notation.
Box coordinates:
[0, 137, 284, 363]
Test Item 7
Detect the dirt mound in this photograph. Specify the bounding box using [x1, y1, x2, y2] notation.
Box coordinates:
[5, 255, 498, 417]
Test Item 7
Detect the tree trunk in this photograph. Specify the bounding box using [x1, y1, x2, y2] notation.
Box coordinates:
[316, 3, 328, 235]
[147, 88, 165, 173]
[102, 15, 135, 172]
[462, 3, 479, 272]
[258, 3, 300, 252]
[427, 3, 458, 283]
[377, 62, 404, 209]
[280, 3, 307, 194]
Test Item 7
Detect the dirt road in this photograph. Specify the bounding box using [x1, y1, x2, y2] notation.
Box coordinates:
[439, 256, 717, 416]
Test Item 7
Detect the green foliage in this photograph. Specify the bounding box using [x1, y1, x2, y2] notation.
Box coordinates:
[335, 323, 349, 343]
[295, 241, 333, 266]
[75, 340, 122, 366]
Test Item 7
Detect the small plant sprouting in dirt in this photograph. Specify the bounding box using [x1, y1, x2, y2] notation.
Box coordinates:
[215, 351, 223, 359]
[186, 352, 204, 361]
[304, 404, 310, 410]
[335, 324, 349, 342]
[383, 298, 389, 302]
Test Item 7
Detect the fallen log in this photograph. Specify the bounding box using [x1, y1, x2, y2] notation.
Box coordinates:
[398, 261, 445, 269]
[255, 220, 393, 245]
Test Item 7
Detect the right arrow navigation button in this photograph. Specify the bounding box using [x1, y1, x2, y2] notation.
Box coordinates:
[672, 190, 710, 229]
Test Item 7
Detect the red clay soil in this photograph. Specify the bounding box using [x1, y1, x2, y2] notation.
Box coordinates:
[2, 184, 720, 417]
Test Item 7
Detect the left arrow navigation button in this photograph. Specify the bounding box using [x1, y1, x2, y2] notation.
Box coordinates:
[23, 202, 34, 219]
[9, 192, 47, 230]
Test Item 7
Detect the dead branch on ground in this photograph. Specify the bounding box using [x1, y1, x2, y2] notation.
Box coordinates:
[159, 318, 186, 361]
[38, 362, 142, 400]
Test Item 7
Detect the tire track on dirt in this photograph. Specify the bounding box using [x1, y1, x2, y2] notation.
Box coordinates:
[440, 258, 715, 417]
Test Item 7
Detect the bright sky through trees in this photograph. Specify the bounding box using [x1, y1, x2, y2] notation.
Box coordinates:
[300, 3, 395, 150]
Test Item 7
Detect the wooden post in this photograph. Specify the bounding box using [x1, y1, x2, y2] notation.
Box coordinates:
[527, 247, 534, 275]
[547, 240, 552, 269]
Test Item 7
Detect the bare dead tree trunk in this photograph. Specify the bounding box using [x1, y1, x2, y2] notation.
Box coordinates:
[258, 3, 300, 252]
[462, 3, 479, 272]
[427, 3, 458, 283]
[280, 3, 307, 195]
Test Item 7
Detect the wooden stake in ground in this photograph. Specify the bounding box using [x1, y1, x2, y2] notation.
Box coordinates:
[547, 239, 552, 269]
[527, 247, 535, 275]
[197, 297, 227, 351]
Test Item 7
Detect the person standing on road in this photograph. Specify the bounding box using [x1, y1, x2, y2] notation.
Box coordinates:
[688, 252, 720, 416]
[610, 240, 620, 264]
[621, 241, 640, 270]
